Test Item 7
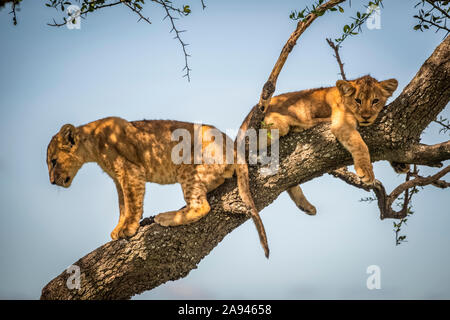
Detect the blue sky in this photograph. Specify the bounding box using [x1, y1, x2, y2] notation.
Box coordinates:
[0, 0, 448, 299]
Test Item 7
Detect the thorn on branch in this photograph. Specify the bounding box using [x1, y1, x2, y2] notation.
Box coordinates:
[161, 0, 192, 81]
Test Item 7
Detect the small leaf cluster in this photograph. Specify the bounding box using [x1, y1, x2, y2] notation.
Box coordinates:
[289, 0, 344, 21]
[334, 0, 383, 46]
[393, 184, 420, 246]
[261, 121, 274, 139]
[413, 0, 449, 34]
[434, 116, 450, 135]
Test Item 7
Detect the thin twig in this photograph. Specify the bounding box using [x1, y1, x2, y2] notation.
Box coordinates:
[425, 0, 450, 19]
[123, 1, 152, 24]
[47, 1, 123, 27]
[161, 0, 191, 81]
[326, 38, 347, 80]
[9, 0, 18, 25]
[415, 15, 450, 33]
[434, 118, 450, 132]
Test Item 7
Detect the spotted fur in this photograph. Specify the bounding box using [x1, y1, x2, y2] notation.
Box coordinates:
[46, 117, 269, 257]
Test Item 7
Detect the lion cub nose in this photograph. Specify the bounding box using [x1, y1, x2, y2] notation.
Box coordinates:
[361, 115, 371, 121]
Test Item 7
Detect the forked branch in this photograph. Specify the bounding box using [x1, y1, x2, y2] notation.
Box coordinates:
[330, 163, 450, 220]
[257, 0, 347, 113]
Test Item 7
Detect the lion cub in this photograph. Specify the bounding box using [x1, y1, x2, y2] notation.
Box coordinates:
[47, 117, 269, 257]
[261, 75, 399, 213]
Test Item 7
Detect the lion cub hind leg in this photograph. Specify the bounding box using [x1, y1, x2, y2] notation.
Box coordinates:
[155, 193, 211, 227]
[155, 172, 211, 227]
[287, 185, 317, 215]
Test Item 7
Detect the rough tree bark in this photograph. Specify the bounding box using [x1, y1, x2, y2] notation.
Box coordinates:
[40, 34, 450, 300]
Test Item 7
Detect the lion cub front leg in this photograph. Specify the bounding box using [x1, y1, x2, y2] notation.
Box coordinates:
[111, 164, 146, 240]
[110, 180, 126, 240]
[331, 114, 375, 184]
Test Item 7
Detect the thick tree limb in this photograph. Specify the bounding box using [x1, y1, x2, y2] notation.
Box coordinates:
[41, 35, 450, 300]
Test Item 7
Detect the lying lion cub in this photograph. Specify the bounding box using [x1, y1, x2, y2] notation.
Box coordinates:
[244, 75, 400, 214]
[46, 117, 269, 257]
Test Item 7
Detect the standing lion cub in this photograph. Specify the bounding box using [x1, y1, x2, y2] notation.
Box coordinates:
[46, 117, 269, 257]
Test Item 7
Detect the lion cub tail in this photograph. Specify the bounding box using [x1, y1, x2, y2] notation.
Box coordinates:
[235, 163, 269, 258]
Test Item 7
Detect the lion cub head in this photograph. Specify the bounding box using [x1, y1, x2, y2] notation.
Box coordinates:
[336, 75, 398, 126]
[47, 124, 84, 188]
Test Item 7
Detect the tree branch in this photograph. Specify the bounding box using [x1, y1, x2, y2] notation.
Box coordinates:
[332, 163, 450, 219]
[160, 0, 191, 81]
[41, 35, 450, 300]
[326, 38, 347, 80]
[388, 165, 450, 203]
[426, 0, 450, 20]
[123, 1, 152, 25]
[258, 0, 347, 112]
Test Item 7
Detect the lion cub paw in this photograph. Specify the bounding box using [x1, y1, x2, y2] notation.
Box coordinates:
[355, 162, 375, 185]
[123, 222, 140, 238]
[155, 211, 184, 227]
[110, 223, 139, 240]
[110, 229, 120, 240]
[110, 225, 125, 240]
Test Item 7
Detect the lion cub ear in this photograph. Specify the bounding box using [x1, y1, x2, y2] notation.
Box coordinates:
[336, 80, 356, 97]
[59, 124, 77, 147]
[379, 78, 398, 97]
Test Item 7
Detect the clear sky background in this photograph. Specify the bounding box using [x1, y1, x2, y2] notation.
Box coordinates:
[0, 0, 448, 299]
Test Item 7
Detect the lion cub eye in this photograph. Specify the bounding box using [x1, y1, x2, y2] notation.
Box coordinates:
[372, 98, 379, 105]
[51, 159, 57, 167]
[355, 98, 362, 104]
